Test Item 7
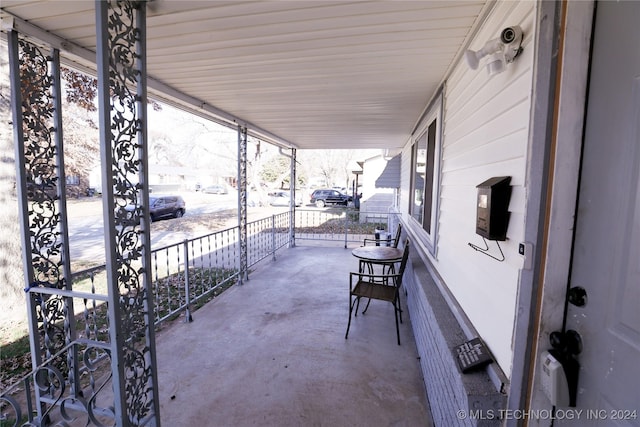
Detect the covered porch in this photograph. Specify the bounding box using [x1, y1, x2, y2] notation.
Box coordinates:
[1, 1, 499, 425]
[155, 243, 432, 426]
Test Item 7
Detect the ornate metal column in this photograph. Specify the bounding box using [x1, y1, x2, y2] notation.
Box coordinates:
[8, 31, 80, 424]
[6, 2, 158, 425]
[237, 125, 248, 283]
[96, 1, 160, 425]
[289, 148, 297, 248]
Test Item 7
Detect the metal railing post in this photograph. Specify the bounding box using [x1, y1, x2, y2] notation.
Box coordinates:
[272, 215, 277, 261]
[344, 210, 349, 248]
[290, 148, 297, 248]
[289, 209, 296, 248]
[183, 239, 193, 322]
[24, 378, 34, 423]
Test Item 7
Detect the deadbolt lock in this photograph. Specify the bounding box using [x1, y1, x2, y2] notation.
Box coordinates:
[567, 286, 587, 307]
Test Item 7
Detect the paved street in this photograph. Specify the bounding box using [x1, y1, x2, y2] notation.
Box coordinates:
[67, 192, 241, 263]
[66, 192, 296, 265]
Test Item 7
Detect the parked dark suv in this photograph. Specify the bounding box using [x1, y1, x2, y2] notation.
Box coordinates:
[309, 189, 352, 207]
[120, 195, 185, 222]
[149, 195, 185, 221]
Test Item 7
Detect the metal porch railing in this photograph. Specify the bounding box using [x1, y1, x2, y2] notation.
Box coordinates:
[295, 208, 398, 247]
[0, 208, 397, 426]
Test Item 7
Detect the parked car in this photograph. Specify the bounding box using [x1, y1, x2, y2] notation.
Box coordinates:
[268, 190, 302, 207]
[119, 195, 186, 222]
[309, 189, 352, 207]
[148, 195, 185, 221]
[202, 184, 228, 194]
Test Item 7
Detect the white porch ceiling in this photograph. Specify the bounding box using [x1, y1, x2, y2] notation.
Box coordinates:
[1, 1, 489, 150]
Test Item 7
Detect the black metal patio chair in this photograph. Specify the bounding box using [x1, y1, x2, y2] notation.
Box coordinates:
[345, 239, 410, 345]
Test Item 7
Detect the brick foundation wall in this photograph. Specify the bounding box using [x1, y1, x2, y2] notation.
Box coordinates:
[405, 251, 506, 426]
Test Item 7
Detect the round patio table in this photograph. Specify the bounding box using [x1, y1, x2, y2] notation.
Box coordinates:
[352, 246, 404, 277]
[351, 246, 403, 263]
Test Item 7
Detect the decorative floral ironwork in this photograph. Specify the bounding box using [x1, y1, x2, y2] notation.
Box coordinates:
[238, 126, 248, 281]
[103, 1, 157, 424]
[8, 0, 159, 423]
[15, 35, 78, 424]
[18, 39, 63, 289]
[0, 342, 114, 427]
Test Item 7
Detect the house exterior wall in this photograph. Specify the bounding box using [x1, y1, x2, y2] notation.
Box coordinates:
[437, 0, 535, 374]
[399, 1, 538, 417]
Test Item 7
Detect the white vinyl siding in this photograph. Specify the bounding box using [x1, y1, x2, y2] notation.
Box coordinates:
[440, 1, 535, 373]
[401, 0, 536, 374]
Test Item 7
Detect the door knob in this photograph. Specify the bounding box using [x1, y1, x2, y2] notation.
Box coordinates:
[550, 329, 583, 356]
[564, 330, 583, 355]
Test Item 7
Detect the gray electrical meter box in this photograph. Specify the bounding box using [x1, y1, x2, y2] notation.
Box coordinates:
[476, 176, 511, 241]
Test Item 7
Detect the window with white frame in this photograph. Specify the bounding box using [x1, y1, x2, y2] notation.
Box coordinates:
[409, 94, 442, 254]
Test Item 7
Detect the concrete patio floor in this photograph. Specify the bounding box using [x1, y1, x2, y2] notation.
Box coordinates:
[155, 242, 433, 427]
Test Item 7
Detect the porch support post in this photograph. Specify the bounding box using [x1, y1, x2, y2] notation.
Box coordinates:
[289, 148, 296, 248]
[8, 30, 78, 422]
[96, 1, 160, 425]
[237, 124, 248, 283]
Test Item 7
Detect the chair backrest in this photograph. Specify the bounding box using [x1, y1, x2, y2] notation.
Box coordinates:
[395, 238, 410, 287]
[392, 223, 403, 247]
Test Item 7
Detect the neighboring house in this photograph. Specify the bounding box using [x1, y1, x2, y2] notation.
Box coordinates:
[87, 164, 234, 194]
[358, 154, 400, 226]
